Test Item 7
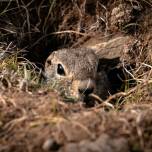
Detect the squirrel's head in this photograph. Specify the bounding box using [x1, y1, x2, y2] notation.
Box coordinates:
[45, 48, 98, 101]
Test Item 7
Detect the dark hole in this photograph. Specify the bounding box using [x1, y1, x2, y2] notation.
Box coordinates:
[107, 66, 136, 93]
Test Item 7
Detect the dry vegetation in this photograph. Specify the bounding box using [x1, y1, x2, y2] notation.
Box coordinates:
[0, 0, 152, 152]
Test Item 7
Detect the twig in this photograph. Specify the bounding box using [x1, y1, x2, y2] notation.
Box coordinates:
[94, 86, 137, 109]
[89, 93, 114, 109]
[31, 30, 89, 48]
[43, 0, 56, 33]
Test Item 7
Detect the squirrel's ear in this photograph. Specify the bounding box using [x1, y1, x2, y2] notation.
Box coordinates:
[97, 57, 120, 72]
[51, 51, 57, 56]
[46, 51, 57, 60]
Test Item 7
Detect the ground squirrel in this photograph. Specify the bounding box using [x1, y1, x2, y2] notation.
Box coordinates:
[45, 48, 111, 101]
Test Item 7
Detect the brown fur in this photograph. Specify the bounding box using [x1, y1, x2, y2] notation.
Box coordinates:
[45, 48, 111, 100]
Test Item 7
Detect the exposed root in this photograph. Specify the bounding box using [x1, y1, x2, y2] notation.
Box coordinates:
[31, 30, 90, 47]
[3, 115, 27, 133]
[94, 86, 138, 110]
[89, 93, 114, 109]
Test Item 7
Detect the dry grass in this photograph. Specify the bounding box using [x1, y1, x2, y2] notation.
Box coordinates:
[0, 0, 152, 152]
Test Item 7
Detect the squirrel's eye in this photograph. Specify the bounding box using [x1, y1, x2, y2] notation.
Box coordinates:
[57, 64, 65, 76]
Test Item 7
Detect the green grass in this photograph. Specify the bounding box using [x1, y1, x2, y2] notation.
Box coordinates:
[0, 50, 43, 91]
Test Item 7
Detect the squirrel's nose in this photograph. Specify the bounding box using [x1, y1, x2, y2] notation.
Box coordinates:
[78, 87, 94, 96]
[78, 79, 95, 96]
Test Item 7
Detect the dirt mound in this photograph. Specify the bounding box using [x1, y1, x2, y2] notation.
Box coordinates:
[0, 89, 152, 152]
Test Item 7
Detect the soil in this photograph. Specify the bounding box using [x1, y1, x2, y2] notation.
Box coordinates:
[0, 88, 152, 152]
[0, 0, 152, 152]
